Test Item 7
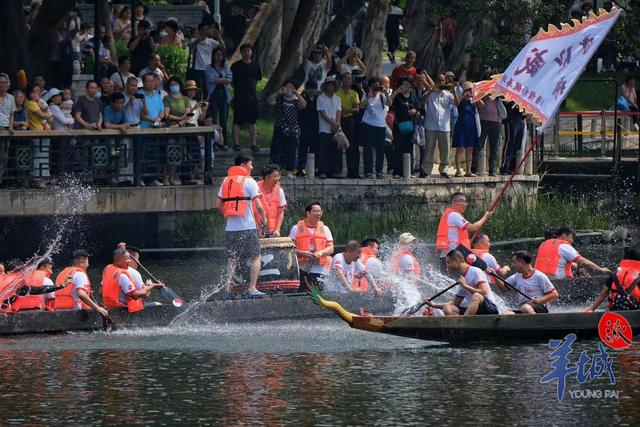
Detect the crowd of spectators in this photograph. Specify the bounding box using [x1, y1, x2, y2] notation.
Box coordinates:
[0, 1, 535, 188]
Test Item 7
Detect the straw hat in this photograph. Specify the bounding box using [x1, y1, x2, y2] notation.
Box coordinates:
[399, 232, 418, 245]
[322, 75, 338, 88]
[461, 81, 473, 91]
[183, 80, 200, 91]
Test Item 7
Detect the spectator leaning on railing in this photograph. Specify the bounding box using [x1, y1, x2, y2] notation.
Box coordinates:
[73, 81, 103, 131]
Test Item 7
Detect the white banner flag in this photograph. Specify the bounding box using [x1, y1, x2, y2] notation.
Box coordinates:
[474, 8, 621, 130]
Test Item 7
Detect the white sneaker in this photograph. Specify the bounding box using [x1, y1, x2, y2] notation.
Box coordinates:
[138, 180, 146, 187]
[150, 180, 164, 186]
[634, 123, 639, 131]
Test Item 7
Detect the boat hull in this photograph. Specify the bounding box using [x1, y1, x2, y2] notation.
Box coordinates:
[0, 292, 395, 336]
[348, 311, 640, 343]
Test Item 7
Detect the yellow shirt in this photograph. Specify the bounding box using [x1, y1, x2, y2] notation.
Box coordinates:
[26, 100, 44, 130]
[336, 88, 360, 118]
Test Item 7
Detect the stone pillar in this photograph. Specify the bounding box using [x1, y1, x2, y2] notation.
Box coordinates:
[307, 153, 315, 178]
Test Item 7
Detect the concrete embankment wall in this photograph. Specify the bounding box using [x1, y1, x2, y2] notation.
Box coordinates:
[0, 176, 539, 217]
[0, 176, 538, 260]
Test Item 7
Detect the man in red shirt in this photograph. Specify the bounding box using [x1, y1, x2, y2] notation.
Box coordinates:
[390, 51, 417, 89]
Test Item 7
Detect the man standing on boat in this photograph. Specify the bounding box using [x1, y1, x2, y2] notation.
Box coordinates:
[54, 250, 108, 317]
[253, 164, 287, 237]
[102, 248, 164, 312]
[289, 202, 334, 290]
[498, 251, 559, 314]
[436, 193, 493, 272]
[534, 227, 609, 280]
[471, 233, 510, 282]
[583, 246, 640, 312]
[390, 233, 421, 277]
[218, 155, 269, 298]
[427, 249, 499, 316]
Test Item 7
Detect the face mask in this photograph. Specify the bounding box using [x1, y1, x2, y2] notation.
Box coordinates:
[95, 92, 102, 99]
[284, 91, 294, 97]
[170, 85, 180, 94]
[159, 31, 168, 38]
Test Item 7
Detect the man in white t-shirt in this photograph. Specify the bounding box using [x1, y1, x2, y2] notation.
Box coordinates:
[324, 240, 371, 293]
[54, 250, 108, 316]
[119, 244, 164, 294]
[428, 249, 499, 316]
[316, 76, 342, 178]
[189, 22, 222, 99]
[421, 73, 460, 177]
[534, 227, 609, 280]
[500, 251, 559, 314]
[110, 57, 137, 91]
[436, 192, 492, 272]
[218, 155, 268, 298]
[361, 237, 384, 283]
[289, 202, 334, 290]
[471, 233, 511, 282]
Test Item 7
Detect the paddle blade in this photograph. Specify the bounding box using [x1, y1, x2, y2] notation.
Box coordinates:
[102, 315, 117, 332]
[160, 287, 185, 308]
[454, 244, 488, 270]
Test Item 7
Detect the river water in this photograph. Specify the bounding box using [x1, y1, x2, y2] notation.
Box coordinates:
[1, 244, 638, 425]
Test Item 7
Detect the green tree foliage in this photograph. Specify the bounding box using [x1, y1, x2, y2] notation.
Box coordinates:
[157, 45, 188, 81]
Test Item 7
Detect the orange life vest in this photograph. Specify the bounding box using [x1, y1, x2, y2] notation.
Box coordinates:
[352, 247, 376, 292]
[12, 270, 46, 312]
[608, 260, 640, 308]
[436, 208, 470, 251]
[534, 239, 573, 279]
[295, 220, 329, 265]
[254, 181, 282, 233]
[54, 266, 92, 310]
[390, 249, 421, 276]
[101, 264, 144, 313]
[220, 166, 251, 218]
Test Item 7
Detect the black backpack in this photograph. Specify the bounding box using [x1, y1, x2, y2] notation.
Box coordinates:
[609, 273, 640, 311]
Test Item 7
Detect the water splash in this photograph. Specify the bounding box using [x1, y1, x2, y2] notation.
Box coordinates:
[168, 271, 231, 326]
[0, 177, 94, 305]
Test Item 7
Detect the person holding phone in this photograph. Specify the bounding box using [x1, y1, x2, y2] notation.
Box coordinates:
[452, 81, 482, 177]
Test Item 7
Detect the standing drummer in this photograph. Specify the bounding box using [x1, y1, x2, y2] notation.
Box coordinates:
[218, 155, 269, 298]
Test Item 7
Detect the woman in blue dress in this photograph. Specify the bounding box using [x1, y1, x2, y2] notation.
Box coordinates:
[452, 81, 483, 177]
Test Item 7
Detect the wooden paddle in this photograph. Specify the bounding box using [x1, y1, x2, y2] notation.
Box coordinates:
[125, 248, 185, 308]
[402, 248, 490, 315]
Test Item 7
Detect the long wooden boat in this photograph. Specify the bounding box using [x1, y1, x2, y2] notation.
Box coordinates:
[310, 289, 640, 344]
[0, 292, 394, 336]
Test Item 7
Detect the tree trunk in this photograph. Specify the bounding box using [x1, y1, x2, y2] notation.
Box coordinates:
[0, 0, 30, 81]
[317, 0, 365, 50]
[361, 0, 389, 77]
[281, 0, 299, 51]
[405, 0, 479, 78]
[229, 0, 281, 65]
[99, 0, 117, 61]
[27, 0, 76, 79]
[261, 0, 325, 99]
[257, 0, 283, 77]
